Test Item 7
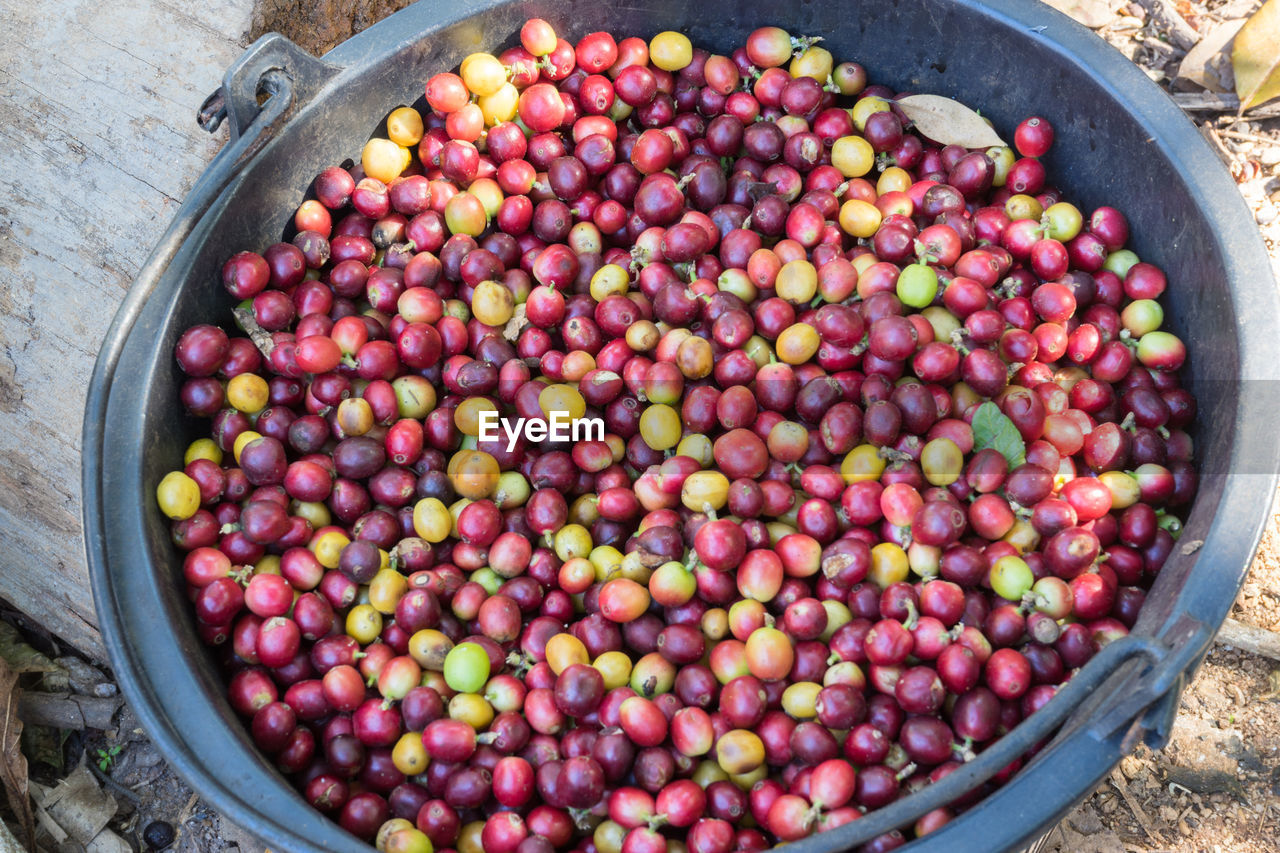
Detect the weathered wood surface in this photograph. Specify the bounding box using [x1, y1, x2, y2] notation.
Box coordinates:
[0, 0, 258, 660]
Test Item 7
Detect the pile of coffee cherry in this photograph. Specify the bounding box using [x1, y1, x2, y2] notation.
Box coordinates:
[155, 17, 1197, 853]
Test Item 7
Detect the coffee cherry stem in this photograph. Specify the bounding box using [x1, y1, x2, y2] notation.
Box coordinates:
[789, 34, 824, 53]
[900, 600, 919, 631]
[877, 446, 914, 465]
[947, 328, 971, 356]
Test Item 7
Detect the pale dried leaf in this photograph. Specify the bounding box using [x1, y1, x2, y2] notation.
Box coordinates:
[894, 95, 1006, 149]
[30, 762, 116, 845]
[1233, 0, 1280, 109]
[1042, 0, 1119, 28]
[0, 658, 34, 850]
[1178, 19, 1246, 92]
[503, 303, 528, 343]
[86, 826, 132, 853]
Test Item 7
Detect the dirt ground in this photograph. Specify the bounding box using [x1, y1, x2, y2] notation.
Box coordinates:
[4, 0, 1280, 851]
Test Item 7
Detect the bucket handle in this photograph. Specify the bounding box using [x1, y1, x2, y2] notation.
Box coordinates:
[199, 33, 340, 141]
[773, 622, 1197, 851]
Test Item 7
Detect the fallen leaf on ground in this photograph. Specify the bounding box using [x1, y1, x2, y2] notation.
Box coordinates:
[30, 760, 118, 846]
[0, 658, 34, 850]
[1179, 19, 1246, 93]
[1042, 0, 1119, 28]
[1233, 0, 1280, 109]
[894, 95, 1005, 148]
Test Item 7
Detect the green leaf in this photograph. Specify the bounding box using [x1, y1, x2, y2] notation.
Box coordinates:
[971, 401, 1026, 470]
[1233, 0, 1280, 110]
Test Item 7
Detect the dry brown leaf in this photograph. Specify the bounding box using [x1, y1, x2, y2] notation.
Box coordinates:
[0, 658, 34, 850]
[1041, 0, 1119, 29]
[1233, 0, 1280, 109]
[503, 303, 528, 343]
[894, 95, 1006, 149]
[1179, 19, 1246, 93]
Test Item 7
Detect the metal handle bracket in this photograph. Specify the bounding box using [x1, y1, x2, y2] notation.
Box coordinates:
[198, 33, 340, 141]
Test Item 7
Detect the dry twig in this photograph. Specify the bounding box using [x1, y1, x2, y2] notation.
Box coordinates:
[1218, 129, 1280, 145]
[1198, 121, 1238, 167]
[1110, 768, 1166, 844]
[1135, 0, 1202, 50]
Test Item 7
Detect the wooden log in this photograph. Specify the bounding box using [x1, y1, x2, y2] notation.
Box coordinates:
[1215, 617, 1280, 662]
[1172, 91, 1280, 117]
[17, 692, 121, 731]
[0, 0, 257, 660]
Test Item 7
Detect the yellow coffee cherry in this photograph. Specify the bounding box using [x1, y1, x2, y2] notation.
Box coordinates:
[226, 373, 268, 413]
[539, 384, 586, 420]
[831, 135, 875, 178]
[471, 280, 515, 326]
[546, 633, 589, 675]
[468, 178, 505, 218]
[454, 397, 499, 437]
[478, 82, 519, 125]
[346, 604, 383, 643]
[554, 524, 593, 561]
[450, 450, 500, 499]
[839, 199, 882, 238]
[310, 529, 349, 569]
[460, 52, 508, 96]
[156, 471, 200, 520]
[869, 542, 910, 588]
[387, 106, 424, 146]
[184, 438, 222, 466]
[789, 46, 833, 81]
[842, 444, 886, 484]
[775, 324, 820, 365]
[851, 96, 891, 131]
[682, 471, 729, 512]
[590, 264, 630, 300]
[369, 568, 408, 614]
[649, 32, 693, 71]
[776, 259, 817, 303]
[413, 498, 452, 543]
[449, 692, 495, 729]
[362, 138, 411, 184]
[392, 731, 429, 775]
[638, 403, 681, 451]
[877, 166, 912, 195]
